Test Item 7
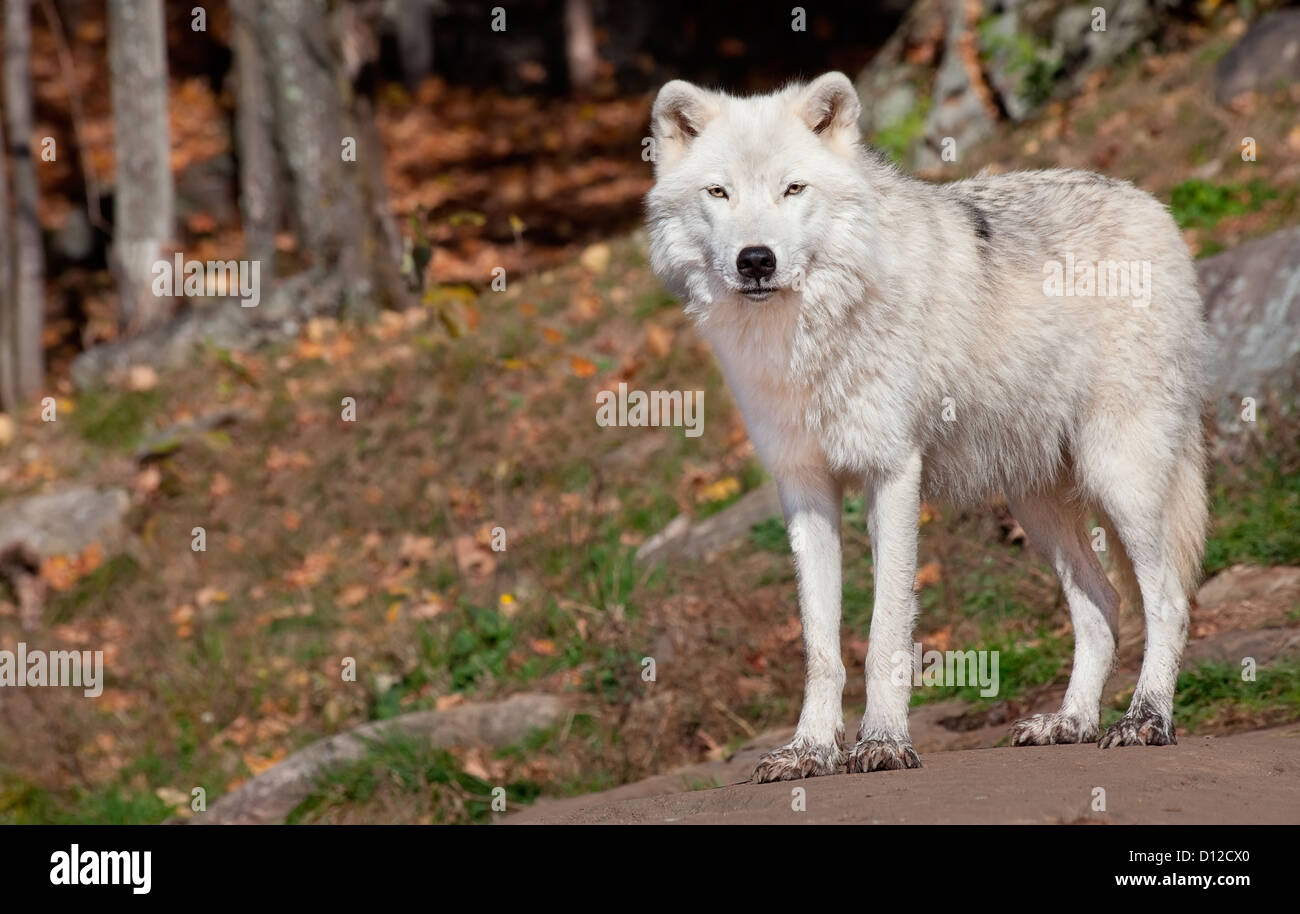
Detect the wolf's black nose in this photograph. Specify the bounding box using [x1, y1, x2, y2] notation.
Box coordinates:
[736, 246, 776, 280]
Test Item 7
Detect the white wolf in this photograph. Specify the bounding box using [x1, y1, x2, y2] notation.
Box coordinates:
[645, 72, 1210, 781]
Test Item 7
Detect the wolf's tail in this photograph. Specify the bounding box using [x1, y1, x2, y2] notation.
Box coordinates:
[1096, 432, 1208, 613]
[1164, 432, 1210, 600]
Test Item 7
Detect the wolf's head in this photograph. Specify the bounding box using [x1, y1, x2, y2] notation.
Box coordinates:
[645, 72, 870, 315]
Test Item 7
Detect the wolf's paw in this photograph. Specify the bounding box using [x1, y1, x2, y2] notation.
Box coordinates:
[845, 736, 922, 773]
[1010, 712, 1098, 746]
[751, 740, 844, 783]
[1098, 712, 1176, 748]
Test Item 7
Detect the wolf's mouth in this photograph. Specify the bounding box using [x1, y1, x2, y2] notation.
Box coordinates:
[740, 287, 775, 302]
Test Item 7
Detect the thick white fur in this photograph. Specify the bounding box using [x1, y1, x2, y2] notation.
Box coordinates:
[645, 73, 1210, 780]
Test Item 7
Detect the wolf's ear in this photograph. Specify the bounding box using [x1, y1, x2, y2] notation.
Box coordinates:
[797, 72, 861, 149]
[651, 80, 717, 168]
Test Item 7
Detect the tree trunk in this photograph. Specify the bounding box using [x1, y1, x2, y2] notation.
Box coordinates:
[230, 0, 279, 269]
[107, 0, 173, 332]
[3, 0, 45, 397]
[258, 0, 360, 290]
[254, 0, 404, 316]
[0, 105, 15, 409]
[564, 0, 598, 94]
[393, 0, 435, 91]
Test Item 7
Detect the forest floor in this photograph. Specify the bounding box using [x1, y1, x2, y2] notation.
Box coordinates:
[1, 14, 1298, 824]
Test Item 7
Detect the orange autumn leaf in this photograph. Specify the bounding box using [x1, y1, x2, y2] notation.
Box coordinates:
[570, 356, 597, 378]
[210, 472, 232, 498]
[645, 323, 675, 358]
[242, 747, 288, 776]
[914, 561, 943, 591]
[337, 585, 369, 607]
[40, 555, 79, 591]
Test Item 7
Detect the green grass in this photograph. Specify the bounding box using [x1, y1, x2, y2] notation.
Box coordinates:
[435, 605, 517, 694]
[1205, 457, 1300, 575]
[872, 97, 930, 166]
[977, 16, 1061, 109]
[910, 629, 1071, 705]
[70, 388, 163, 449]
[1174, 659, 1300, 733]
[286, 732, 541, 825]
[1168, 177, 1278, 230]
[0, 774, 172, 825]
[749, 516, 790, 554]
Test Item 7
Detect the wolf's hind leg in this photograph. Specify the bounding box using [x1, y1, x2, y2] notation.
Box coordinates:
[752, 473, 846, 782]
[1081, 428, 1201, 748]
[1007, 489, 1118, 746]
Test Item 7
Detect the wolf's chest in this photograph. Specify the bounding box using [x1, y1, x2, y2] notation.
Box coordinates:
[705, 321, 837, 474]
[704, 312, 915, 479]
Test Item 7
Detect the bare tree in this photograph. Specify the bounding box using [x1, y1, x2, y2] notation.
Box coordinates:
[3, 0, 45, 398]
[230, 0, 279, 269]
[107, 0, 173, 332]
[0, 104, 15, 409]
[253, 0, 403, 315]
[391, 0, 438, 91]
[564, 0, 598, 94]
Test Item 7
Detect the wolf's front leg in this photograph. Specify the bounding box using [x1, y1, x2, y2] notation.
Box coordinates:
[848, 454, 923, 772]
[752, 473, 846, 782]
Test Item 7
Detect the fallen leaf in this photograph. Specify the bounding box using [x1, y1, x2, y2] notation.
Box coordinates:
[914, 561, 943, 591]
[645, 323, 674, 358]
[698, 476, 740, 503]
[242, 747, 288, 776]
[454, 535, 496, 578]
[338, 585, 369, 607]
[435, 693, 465, 711]
[579, 242, 611, 273]
[399, 535, 437, 564]
[210, 472, 232, 498]
[127, 364, 158, 391]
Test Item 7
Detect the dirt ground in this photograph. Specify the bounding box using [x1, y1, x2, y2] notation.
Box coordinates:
[503, 725, 1300, 824]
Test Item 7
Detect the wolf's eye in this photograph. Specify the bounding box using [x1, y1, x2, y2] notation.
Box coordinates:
[784, 182, 806, 196]
[706, 186, 728, 199]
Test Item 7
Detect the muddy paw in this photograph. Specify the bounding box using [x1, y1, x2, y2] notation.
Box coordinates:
[752, 740, 844, 782]
[1099, 712, 1176, 748]
[1010, 712, 1098, 746]
[845, 736, 922, 773]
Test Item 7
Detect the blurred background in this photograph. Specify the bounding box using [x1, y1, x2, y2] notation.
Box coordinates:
[0, 0, 1297, 824]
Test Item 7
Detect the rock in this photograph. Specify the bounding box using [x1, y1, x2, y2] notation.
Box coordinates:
[1197, 226, 1300, 426]
[134, 408, 248, 462]
[70, 269, 344, 390]
[0, 486, 130, 559]
[1052, 0, 1157, 82]
[1193, 565, 1300, 635]
[1184, 627, 1300, 667]
[0, 486, 130, 630]
[853, 0, 947, 149]
[917, 0, 998, 169]
[504, 728, 1300, 825]
[857, 0, 1171, 166]
[70, 305, 253, 391]
[636, 482, 781, 566]
[198, 692, 570, 825]
[1214, 9, 1300, 106]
